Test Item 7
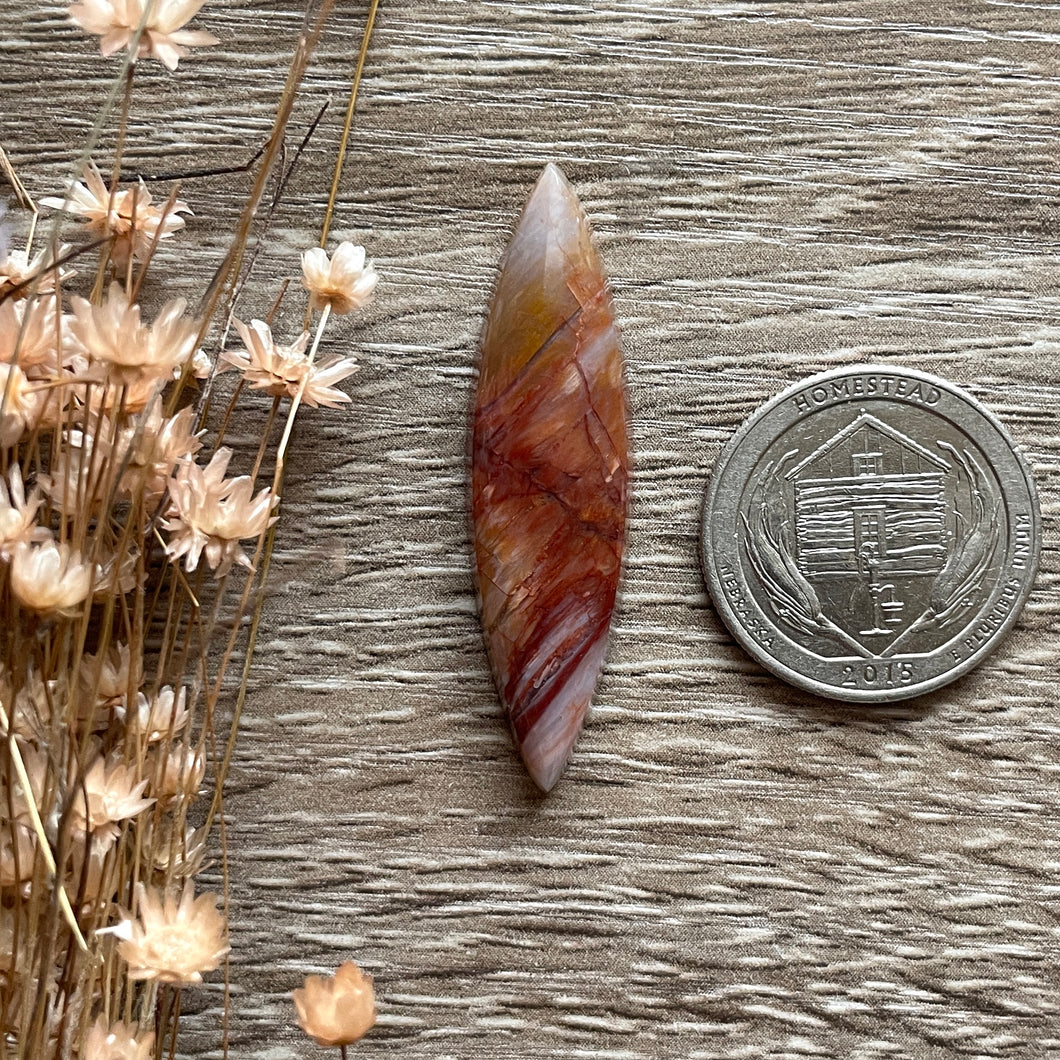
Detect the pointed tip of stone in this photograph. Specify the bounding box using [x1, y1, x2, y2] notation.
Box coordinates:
[523, 750, 568, 794]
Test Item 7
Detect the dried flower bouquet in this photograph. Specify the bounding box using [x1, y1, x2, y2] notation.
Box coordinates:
[1, 1, 379, 1055]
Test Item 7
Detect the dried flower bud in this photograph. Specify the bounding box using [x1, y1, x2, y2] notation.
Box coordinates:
[0, 821, 38, 887]
[120, 685, 189, 742]
[117, 881, 229, 985]
[0, 363, 44, 447]
[0, 297, 63, 375]
[0, 465, 48, 561]
[293, 961, 376, 1048]
[301, 242, 378, 316]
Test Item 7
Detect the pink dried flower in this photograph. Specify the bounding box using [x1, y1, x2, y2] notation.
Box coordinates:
[67, 0, 219, 70]
[9, 539, 95, 615]
[301, 242, 378, 316]
[117, 881, 229, 985]
[69, 282, 199, 385]
[162, 448, 278, 575]
[224, 318, 358, 407]
[41, 164, 190, 267]
[83, 1015, 155, 1060]
[293, 961, 377, 1048]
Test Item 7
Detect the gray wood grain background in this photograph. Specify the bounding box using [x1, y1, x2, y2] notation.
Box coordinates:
[4, 1, 1060, 1056]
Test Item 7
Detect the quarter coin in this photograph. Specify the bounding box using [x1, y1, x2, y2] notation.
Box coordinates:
[701, 366, 1040, 702]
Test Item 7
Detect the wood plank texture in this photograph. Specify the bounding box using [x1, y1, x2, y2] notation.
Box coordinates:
[3, 1, 1059, 1056]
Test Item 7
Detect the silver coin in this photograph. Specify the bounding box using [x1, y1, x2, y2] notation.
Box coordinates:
[701, 366, 1040, 703]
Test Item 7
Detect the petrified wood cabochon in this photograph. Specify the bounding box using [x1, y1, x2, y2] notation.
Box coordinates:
[472, 163, 628, 792]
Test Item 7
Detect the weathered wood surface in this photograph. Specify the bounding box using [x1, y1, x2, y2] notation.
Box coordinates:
[4, 1, 1060, 1056]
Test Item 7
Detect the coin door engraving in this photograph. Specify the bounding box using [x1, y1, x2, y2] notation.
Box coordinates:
[703, 367, 1039, 702]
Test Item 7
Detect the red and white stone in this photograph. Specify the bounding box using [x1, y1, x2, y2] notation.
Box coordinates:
[472, 163, 629, 792]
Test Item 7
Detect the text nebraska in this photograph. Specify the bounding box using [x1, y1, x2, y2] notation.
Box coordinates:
[719, 564, 774, 647]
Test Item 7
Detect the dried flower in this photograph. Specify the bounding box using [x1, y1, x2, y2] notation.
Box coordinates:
[0, 297, 63, 374]
[120, 685, 189, 741]
[83, 1015, 154, 1060]
[69, 282, 199, 385]
[67, 0, 219, 70]
[0, 244, 72, 300]
[301, 242, 378, 316]
[150, 745, 205, 802]
[9, 539, 95, 615]
[0, 821, 37, 887]
[224, 318, 358, 407]
[41, 164, 190, 267]
[79, 642, 141, 710]
[162, 448, 278, 575]
[120, 400, 203, 503]
[293, 961, 377, 1048]
[0, 362, 45, 447]
[0, 464, 48, 560]
[144, 818, 208, 879]
[70, 757, 154, 844]
[117, 881, 228, 985]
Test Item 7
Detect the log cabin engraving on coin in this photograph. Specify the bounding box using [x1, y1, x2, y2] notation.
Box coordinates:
[702, 366, 1040, 702]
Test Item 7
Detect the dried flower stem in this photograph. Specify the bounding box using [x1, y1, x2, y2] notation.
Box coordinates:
[0, 709, 88, 951]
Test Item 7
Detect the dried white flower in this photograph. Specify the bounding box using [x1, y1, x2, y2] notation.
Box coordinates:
[69, 283, 199, 385]
[162, 448, 278, 575]
[293, 961, 377, 1048]
[83, 1015, 155, 1060]
[41, 164, 190, 267]
[300, 242, 378, 316]
[120, 685, 189, 741]
[68, 0, 219, 70]
[69, 757, 154, 844]
[0, 244, 72, 300]
[0, 362, 45, 446]
[79, 642, 141, 706]
[120, 400, 203, 503]
[9, 539, 95, 615]
[0, 465, 48, 560]
[224, 318, 358, 407]
[0, 297, 63, 375]
[150, 744, 206, 802]
[117, 881, 229, 985]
